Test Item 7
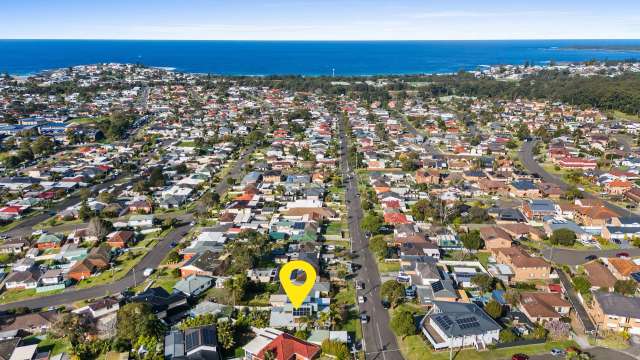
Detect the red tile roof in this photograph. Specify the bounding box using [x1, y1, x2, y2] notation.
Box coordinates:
[383, 212, 410, 225]
[257, 333, 320, 360]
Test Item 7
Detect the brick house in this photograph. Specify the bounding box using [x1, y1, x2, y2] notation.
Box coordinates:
[591, 292, 640, 335]
[493, 247, 550, 282]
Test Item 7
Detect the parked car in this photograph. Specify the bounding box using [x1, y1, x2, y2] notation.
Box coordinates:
[358, 296, 365, 304]
[550, 348, 565, 357]
[584, 255, 598, 261]
[143, 268, 154, 277]
[356, 281, 364, 290]
[360, 314, 369, 324]
[381, 300, 391, 309]
[617, 252, 630, 258]
[511, 354, 529, 360]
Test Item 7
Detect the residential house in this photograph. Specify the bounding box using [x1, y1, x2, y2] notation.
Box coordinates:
[583, 261, 616, 291]
[591, 292, 640, 335]
[493, 247, 550, 282]
[518, 292, 571, 323]
[173, 275, 214, 297]
[479, 226, 512, 250]
[164, 325, 221, 360]
[180, 250, 227, 278]
[419, 301, 501, 350]
[106, 231, 136, 249]
[243, 331, 320, 360]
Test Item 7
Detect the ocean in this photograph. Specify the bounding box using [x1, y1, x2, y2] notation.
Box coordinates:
[1, 39, 640, 76]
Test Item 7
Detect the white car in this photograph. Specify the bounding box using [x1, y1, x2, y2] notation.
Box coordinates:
[143, 268, 154, 277]
[358, 296, 365, 304]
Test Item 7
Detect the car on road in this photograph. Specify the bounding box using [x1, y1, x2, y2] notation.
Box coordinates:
[143, 268, 154, 277]
[550, 348, 565, 357]
[356, 281, 364, 290]
[381, 300, 391, 309]
[617, 252, 630, 258]
[584, 255, 598, 261]
[358, 296, 365, 304]
[511, 354, 529, 360]
[360, 314, 368, 324]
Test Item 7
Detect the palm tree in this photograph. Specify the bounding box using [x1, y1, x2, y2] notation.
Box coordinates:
[263, 350, 276, 360]
[318, 311, 331, 330]
[327, 304, 343, 330]
[298, 315, 315, 330]
[224, 275, 245, 307]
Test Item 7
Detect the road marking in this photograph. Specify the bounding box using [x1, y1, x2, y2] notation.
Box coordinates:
[376, 323, 387, 360]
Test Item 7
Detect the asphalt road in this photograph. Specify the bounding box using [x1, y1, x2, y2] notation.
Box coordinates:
[519, 140, 634, 217]
[4, 175, 134, 239]
[339, 121, 403, 360]
[0, 145, 254, 311]
[540, 246, 640, 266]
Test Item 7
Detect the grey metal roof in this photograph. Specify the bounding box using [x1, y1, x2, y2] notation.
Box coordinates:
[595, 292, 640, 319]
[425, 301, 501, 337]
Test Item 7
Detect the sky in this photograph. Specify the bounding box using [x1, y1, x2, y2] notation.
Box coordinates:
[1, 0, 639, 40]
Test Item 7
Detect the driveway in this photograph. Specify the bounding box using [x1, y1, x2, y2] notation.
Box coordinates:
[556, 270, 595, 333]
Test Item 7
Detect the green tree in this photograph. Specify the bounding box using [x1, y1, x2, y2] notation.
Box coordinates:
[572, 276, 592, 295]
[460, 230, 483, 250]
[411, 199, 435, 222]
[224, 274, 247, 307]
[116, 303, 165, 343]
[78, 200, 93, 221]
[98, 191, 115, 204]
[380, 280, 405, 308]
[614, 279, 637, 296]
[484, 300, 503, 319]
[368, 235, 387, 260]
[499, 329, 518, 343]
[50, 312, 94, 348]
[149, 167, 166, 187]
[390, 309, 416, 340]
[471, 273, 495, 293]
[179, 313, 217, 330]
[549, 229, 576, 246]
[216, 320, 235, 350]
[361, 212, 383, 234]
[31, 136, 55, 156]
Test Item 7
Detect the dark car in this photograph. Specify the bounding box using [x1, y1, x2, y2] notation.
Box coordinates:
[584, 255, 598, 261]
[381, 300, 391, 309]
[512, 354, 529, 360]
[617, 252, 630, 258]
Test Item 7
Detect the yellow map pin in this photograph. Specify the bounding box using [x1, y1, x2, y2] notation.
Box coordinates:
[279, 260, 317, 309]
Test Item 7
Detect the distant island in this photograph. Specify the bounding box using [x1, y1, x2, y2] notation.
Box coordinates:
[560, 45, 640, 52]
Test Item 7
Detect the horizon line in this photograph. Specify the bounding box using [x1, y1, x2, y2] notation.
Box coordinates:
[1, 38, 640, 42]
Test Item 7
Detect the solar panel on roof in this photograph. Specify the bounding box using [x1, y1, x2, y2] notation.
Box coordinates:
[202, 327, 216, 345]
[434, 316, 453, 330]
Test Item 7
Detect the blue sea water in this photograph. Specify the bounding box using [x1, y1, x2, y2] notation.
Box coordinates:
[1, 39, 640, 76]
